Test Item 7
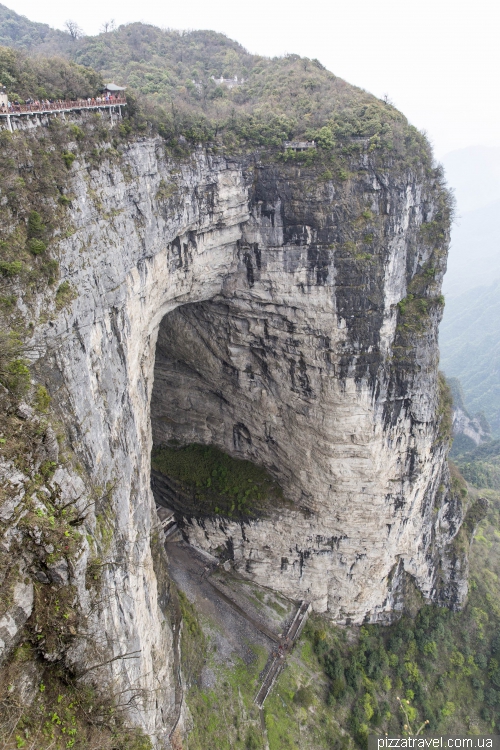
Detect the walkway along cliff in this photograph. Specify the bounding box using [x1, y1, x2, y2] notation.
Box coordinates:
[0, 107, 473, 746]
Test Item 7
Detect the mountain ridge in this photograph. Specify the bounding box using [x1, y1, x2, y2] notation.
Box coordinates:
[440, 279, 500, 436]
[0, 2, 430, 164]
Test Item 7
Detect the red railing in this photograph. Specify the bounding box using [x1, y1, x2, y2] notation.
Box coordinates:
[0, 97, 127, 116]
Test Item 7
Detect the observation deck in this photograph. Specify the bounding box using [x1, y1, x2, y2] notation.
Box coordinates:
[0, 97, 127, 132]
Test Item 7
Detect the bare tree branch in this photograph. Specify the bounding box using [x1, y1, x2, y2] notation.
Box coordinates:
[76, 650, 142, 679]
[64, 20, 84, 40]
[100, 20, 116, 34]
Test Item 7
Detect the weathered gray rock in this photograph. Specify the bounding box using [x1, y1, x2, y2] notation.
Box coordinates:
[0, 459, 26, 522]
[149, 161, 465, 622]
[453, 405, 491, 447]
[42, 425, 59, 464]
[16, 402, 34, 420]
[0, 131, 463, 744]
[47, 557, 69, 585]
[0, 577, 34, 660]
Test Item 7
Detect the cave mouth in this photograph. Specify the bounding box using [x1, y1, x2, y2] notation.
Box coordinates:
[149, 301, 290, 524]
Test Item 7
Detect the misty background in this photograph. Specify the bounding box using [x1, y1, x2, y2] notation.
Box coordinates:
[440, 146, 500, 437]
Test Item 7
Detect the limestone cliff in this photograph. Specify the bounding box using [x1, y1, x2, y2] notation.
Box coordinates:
[150, 154, 465, 622]
[0, 112, 463, 745]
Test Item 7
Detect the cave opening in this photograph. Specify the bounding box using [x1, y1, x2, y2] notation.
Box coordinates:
[149, 300, 290, 532]
[148, 303, 311, 704]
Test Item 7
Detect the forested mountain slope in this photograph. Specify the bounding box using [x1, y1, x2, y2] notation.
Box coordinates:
[0, 3, 430, 160]
[0, 2, 68, 52]
[440, 280, 500, 437]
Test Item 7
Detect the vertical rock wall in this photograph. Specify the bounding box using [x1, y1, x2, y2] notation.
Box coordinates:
[151, 162, 466, 622]
[2, 137, 251, 744]
[1, 123, 463, 745]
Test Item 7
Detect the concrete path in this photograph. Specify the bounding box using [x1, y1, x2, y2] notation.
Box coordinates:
[254, 600, 312, 708]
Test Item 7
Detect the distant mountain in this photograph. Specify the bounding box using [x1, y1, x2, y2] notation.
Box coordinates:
[447, 376, 491, 456]
[439, 148, 500, 433]
[440, 147, 500, 298]
[440, 280, 500, 436]
[0, 3, 67, 51]
[440, 145, 500, 299]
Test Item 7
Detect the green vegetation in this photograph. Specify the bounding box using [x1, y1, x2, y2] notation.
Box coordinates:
[28, 238, 47, 255]
[61, 150, 76, 169]
[453, 440, 500, 492]
[151, 443, 286, 519]
[72, 29, 432, 167]
[185, 484, 500, 749]
[178, 588, 207, 686]
[446, 378, 499, 490]
[177, 579, 267, 749]
[0, 3, 435, 167]
[27, 210, 45, 238]
[0, 260, 24, 276]
[33, 384, 51, 412]
[0, 653, 152, 749]
[186, 645, 268, 750]
[55, 281, 76, 310]
[2, 356, 30, 394]
[0, 331, 29, 395]
[396, 288, 445, 334]
[306, 598, 498, 745]
[0, 4, 69, 51]
[0, 44, 103, 101]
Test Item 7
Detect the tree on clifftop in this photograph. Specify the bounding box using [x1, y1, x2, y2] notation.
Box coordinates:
[64, 20, 83, 41]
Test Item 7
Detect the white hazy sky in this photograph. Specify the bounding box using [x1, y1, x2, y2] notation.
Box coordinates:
[4, 0, 500, 158]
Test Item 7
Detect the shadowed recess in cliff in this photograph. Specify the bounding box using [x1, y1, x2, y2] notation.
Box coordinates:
[149, 300, 296, 522]
[151, 443, 289, 520]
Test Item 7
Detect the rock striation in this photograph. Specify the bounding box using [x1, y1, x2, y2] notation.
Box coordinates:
[0, 117, 465, 744]
[150, 154, 465, 622]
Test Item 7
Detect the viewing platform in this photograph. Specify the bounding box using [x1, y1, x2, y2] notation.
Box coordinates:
[283, 140, 316, 151]
[0, 97, 127, 132]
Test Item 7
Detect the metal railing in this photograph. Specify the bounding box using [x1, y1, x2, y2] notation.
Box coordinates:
[0, 97, 126, 116]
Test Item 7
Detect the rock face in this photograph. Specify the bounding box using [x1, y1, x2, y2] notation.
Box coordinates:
[447, 377, 492, 451]
[453, 407, 491, 448]
[1, 122, 464, 743]
[150, 157, 465, 622]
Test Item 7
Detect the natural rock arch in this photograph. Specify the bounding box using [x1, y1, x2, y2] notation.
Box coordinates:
[119, 148, 464, 623]
[31, 141, 464, 741]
